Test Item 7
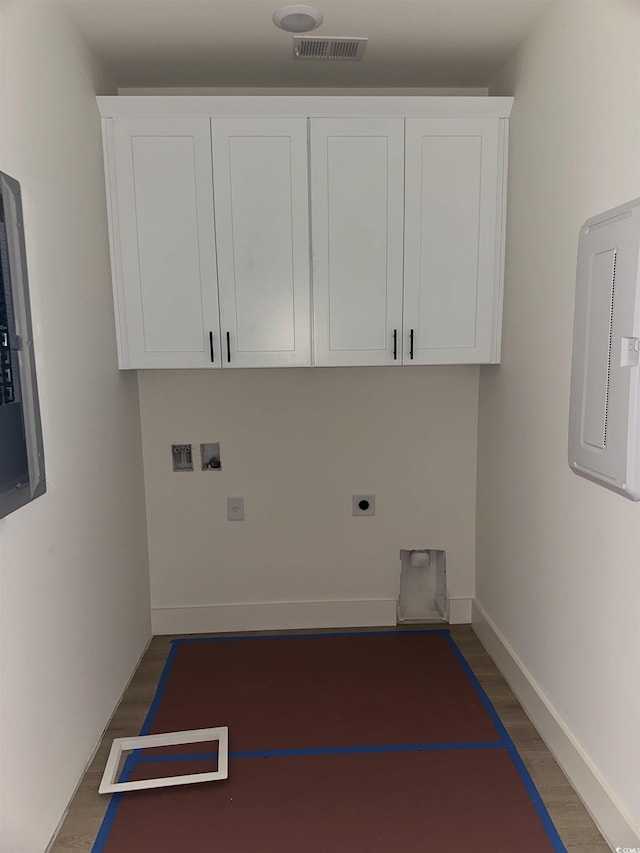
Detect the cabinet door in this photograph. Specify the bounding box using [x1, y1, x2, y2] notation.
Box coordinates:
[310, 118, 404, 366]
[403, 118, 500, 364]
[109, 117, 221, 368]
[211, 118, 311, 368]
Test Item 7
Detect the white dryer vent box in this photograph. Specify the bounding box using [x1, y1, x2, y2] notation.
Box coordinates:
[568, 197, 640, 500]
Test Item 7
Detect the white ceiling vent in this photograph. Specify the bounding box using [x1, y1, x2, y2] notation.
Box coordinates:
[293, 37, 367, 61]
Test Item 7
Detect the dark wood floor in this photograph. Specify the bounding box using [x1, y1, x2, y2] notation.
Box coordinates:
[50, 625, 610, 852]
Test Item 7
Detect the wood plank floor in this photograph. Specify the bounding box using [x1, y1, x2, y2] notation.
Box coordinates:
[50, 626, 610, 852]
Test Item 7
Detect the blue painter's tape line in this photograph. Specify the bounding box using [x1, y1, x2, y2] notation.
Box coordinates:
[138, 751, 221, 764]
[171, 628, 451, 645]
[140, 641, 179, 735]
[91, 751, 138, 853]
[443, 633, 567, 853]
[91, 793, 121, 853]
[119, 751, 138, 783]
[506, 742, 567, 853]
[233, 741, 502, 758]
[135, 741, 504, 764]
[442, 632, 510, 745]
[91, 644, 181, 853]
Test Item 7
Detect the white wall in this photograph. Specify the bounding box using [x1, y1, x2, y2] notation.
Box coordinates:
[139, 366, 479, 632]
[478, 0, 640, 843]
[0, 5, 150, 852]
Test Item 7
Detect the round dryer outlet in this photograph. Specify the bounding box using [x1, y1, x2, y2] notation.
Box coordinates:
[352, 494, 375, 516]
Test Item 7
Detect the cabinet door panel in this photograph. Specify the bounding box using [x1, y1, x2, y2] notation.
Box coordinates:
[111, 117, 220, 368]
[212, 118, 310, 368]
[311, 118, 404, 366]
[403, 118, 499, 364]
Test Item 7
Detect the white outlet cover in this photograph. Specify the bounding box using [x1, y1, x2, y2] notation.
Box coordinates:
[227, 496, 244, 521]
[352, 494, 375, 516]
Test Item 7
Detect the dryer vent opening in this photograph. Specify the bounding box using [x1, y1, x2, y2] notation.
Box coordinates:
[398, 549, 447, 623]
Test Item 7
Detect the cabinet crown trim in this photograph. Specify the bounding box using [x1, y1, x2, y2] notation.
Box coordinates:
[97, 95, 513, 119]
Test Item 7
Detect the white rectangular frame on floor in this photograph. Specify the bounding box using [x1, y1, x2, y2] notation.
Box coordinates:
[98, 726, 228, 794]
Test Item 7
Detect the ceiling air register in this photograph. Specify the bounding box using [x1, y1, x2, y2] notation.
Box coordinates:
[293, 37, 367, 61]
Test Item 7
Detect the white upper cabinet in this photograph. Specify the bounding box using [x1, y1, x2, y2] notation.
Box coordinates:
[107, 117, 221, 369]
[403, 117, 503, 364]
[99, 98, 511, 370]
[211, 117, 311, 368]
[310, 118, 404, 367]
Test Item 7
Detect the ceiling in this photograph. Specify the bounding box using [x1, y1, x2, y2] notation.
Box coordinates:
[61, 0, 551, 90]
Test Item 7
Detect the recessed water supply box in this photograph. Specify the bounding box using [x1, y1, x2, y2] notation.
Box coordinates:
[397, 549, 447, 623]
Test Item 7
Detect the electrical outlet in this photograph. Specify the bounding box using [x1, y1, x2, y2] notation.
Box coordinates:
[352, 494, 375, 516]
[227, 497, 244, 521]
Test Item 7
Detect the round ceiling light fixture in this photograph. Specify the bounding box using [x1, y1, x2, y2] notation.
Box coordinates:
[272, 4, 323, 33]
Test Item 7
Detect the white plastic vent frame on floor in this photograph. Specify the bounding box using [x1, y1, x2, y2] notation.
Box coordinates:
[98, 726, 229, 794]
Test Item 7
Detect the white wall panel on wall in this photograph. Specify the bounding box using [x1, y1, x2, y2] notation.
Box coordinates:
[569, 198, 640, 501]
[310, 118, 404, 366]
[110, 117, 220, 368]
[404, 117, 500, 364]
[212, 117, 311, 367]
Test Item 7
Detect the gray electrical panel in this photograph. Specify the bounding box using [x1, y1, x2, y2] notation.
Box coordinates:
[0, 171, 46, 518]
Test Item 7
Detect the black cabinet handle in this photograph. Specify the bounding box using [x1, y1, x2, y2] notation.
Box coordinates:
[209, 331, 214, 363]
[393, 329, 398, 360]
[226, 331, 231, 363]
[410, 329, 414, 360]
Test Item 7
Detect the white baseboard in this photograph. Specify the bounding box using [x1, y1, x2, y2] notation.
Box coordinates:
[151, 599, 398, 635]
[472, 599, 640, 850]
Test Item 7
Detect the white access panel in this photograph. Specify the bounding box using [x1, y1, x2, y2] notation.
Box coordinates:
[568, 198, 640, 500]
[403, 118, 500, 364]
[108, 117, 221, 368]
[211, 117, 311, 368]
[310, 118, 404, 366]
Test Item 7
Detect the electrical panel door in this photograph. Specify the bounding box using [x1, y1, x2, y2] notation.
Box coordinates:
[569, 198, 640, 500]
